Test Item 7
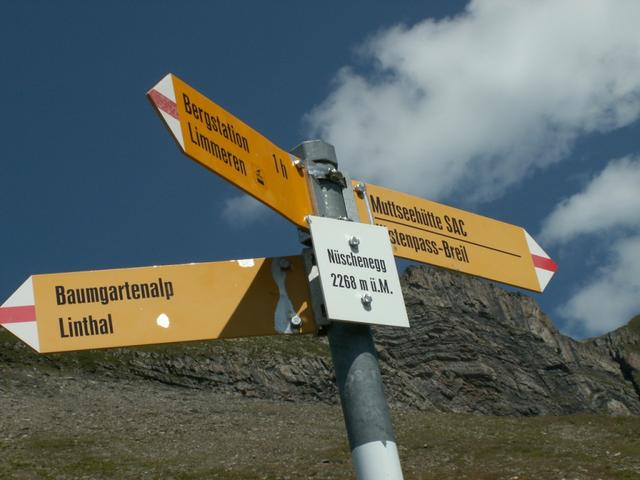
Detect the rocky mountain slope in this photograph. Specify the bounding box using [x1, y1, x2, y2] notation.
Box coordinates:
[2, 265, 639, 416]
[378, 266, 640, 415]
[589, 315, 640, 399]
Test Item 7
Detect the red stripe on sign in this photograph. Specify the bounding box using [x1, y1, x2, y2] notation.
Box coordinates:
[0, 305, 36, 324]
[148, 89, 178, 119]
[532, 254, 558, 272]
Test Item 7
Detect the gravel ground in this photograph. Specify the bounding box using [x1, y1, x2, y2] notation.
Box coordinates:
[1, 366, 639, 479]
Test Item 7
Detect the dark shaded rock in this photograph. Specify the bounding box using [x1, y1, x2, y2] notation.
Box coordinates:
[589, 315, 640, 399]
[372, 265, 640, 415]
[123, 343, 338, 403]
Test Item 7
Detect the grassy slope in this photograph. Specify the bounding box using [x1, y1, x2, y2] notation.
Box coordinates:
[1, 379, 639, 480]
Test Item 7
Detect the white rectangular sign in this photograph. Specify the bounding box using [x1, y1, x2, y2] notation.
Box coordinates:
[309, 216, 409, 328]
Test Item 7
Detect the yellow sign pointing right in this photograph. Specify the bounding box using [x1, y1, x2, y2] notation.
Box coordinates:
[353, 181, 557, 293]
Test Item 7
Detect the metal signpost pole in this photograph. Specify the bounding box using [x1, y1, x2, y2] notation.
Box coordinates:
[292, 140, 404, 480]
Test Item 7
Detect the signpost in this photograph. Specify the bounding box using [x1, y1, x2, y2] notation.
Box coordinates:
[299, 142, 405, 479]
[353, 181, 557, 292]
[0, 256, 315, 353]
[1, 73, 559, 480]
[309, 215, 409, 328]
[147, 74, 314, 228]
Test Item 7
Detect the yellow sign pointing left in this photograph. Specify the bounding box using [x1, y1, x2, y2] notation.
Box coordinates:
[0, 257, 316, 353]
[148, 73, 315, 228]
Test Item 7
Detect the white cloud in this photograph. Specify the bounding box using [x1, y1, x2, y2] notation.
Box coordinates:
[539, 157, 640, 243]
[540, 157, 640, 337]
[306, 0, 640, 202]
[220, 195, 269, 226]
[560, 235, 640, 337]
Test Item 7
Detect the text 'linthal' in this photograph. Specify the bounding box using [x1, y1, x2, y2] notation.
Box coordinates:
[59, 314, 114, 338]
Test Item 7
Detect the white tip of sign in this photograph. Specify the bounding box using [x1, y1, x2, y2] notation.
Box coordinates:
[535, 268, 556, 293]
[3, 321, 39, 351]
[237, 259, 255, 268]
[148, 74, 184, 149]
[524, 231, 558, 292]
[156, 313, 170, 329]
[2, 276, 35, 307]
[153, 74, 176, 102]
[0, 277, 40, 352]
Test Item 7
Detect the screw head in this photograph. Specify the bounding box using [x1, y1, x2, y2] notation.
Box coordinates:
[290, 315, 303, 327]
[361, 294, 373, 306]
[349, 236, 360, 247]
[354, 182, 366, 193]
[279, 258, 291, 270]
[292, 158, 303, 169]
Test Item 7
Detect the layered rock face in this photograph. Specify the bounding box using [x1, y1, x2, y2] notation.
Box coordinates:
[589, 316, 640, 402]
[3, 265, 639, 416]
[375, 266, 640, 415]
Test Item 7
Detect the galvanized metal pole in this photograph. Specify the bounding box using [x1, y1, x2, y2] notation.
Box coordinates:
[292, 140, 404, 480]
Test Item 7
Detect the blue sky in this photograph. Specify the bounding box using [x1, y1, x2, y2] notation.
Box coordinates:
[1, 0, 639, 339]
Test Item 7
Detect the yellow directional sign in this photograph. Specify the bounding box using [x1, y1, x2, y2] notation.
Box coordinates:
[147, 74, 314, 228]
[353, 181, 557, 293]
[0, 257, 315, 353]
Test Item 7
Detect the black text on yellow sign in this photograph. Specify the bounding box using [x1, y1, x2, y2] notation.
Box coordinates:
[148, 73, 315, 228]
[0, 257, 315, 354]
[353, 181, 554, 292]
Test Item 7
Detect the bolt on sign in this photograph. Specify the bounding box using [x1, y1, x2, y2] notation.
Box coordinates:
[147, 73, 314, 228]
[353, 181, 557, 293]
[309, 216, 409, 328]
[0, 257, 315, 353]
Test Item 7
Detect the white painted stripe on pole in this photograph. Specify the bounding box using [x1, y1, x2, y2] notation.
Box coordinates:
[352, 440, 403, 480]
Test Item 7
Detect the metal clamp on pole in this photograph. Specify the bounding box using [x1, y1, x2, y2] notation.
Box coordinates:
[291, 140, 349, 220]
[302, 247, 330, 330]
[292, 139, 404, 480]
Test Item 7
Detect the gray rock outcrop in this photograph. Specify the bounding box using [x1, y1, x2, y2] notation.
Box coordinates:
[374, 265, 640, 415]
[589, 315, 640, 401]
[2, 264, 639, 416]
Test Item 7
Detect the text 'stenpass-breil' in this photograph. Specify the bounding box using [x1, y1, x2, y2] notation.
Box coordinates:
[353, 181, 557, 293]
